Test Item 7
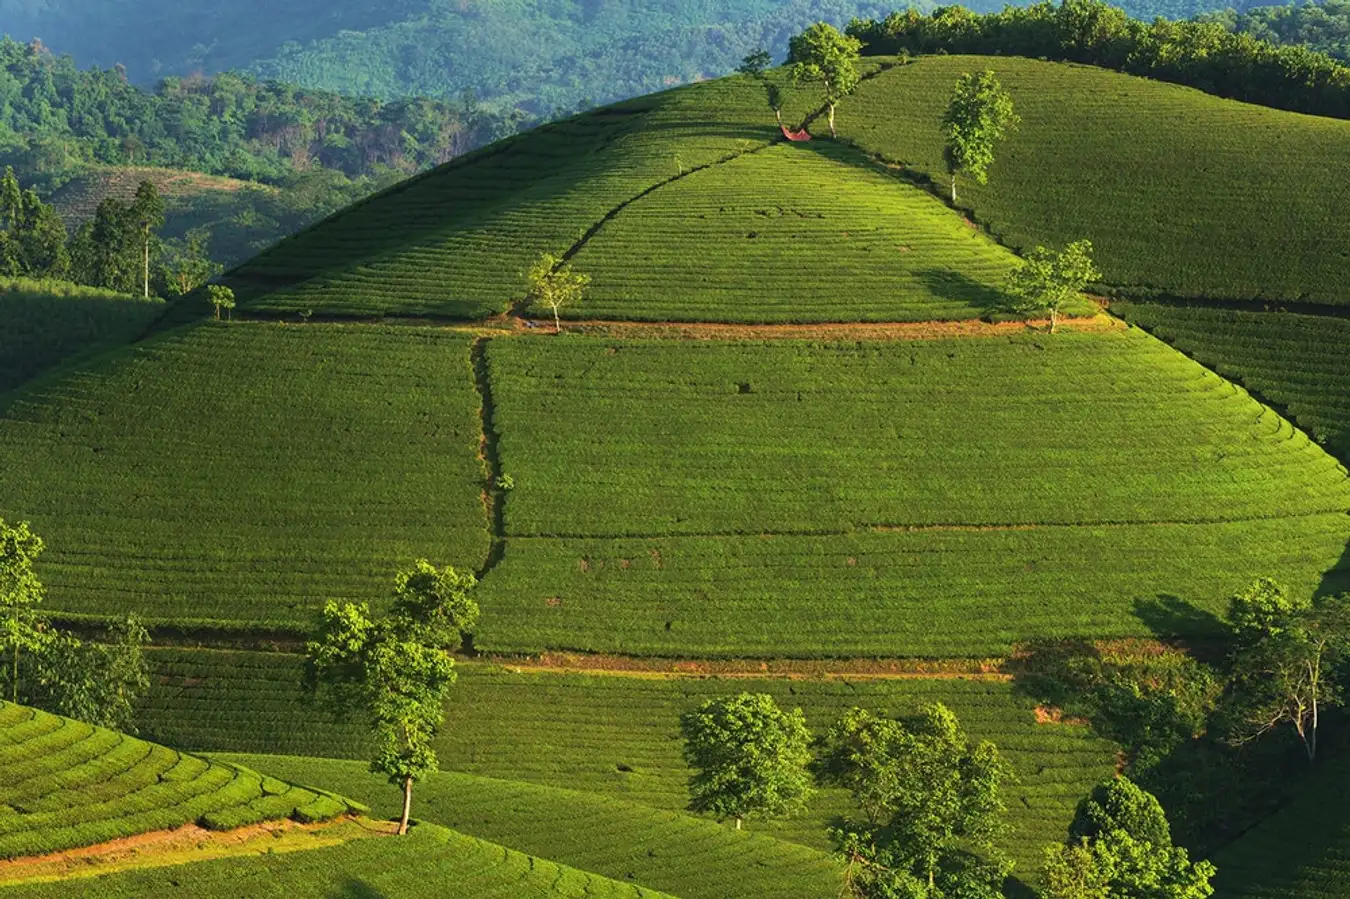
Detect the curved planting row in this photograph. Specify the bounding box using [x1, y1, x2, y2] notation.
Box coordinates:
[0, 702, 357, 858]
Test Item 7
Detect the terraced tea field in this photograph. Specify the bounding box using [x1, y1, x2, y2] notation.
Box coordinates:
[476, 328, 1350, 655]
[137, 649, 1119, 865]
[566, 142, 1042, 323]
[224, 757, 843, 899]
[0, 702, 352, 858]
[1116, 301, 1350, 461]
[844, 56, 1350, 306]
[0, 279, 162, 393]
[0, 821, 670, 898]
[0, 321, 490, 628]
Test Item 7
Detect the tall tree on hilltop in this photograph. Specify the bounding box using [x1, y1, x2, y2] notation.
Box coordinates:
[130, 180, 165, 299]
[942, 71, 1019, 203]
[1006, 239, 1100, 332]
[788, 23, 862, 139]
[306, 561, 479, 835]
[680, 692, 814, 831]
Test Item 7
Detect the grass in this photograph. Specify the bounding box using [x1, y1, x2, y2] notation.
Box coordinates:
[136, 649, 1120, 869]
[1211, 750, 1350, 897]
[474, 328, 1350, 656]
[0, 821, 673, 898]
[0, 321, 490, 629]
[564, 141, 1042, 323]
[0, 278, 162, 394]
[220, 756, 844, 899]
[0, 701, 354, 859]
[843, 55, 1350, 306]
[1115, 301, 1350, 462]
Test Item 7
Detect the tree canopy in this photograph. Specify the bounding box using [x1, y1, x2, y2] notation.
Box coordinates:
[941, 70, 1018, 202]
[1005, 239, 1100, 332]
[788, 22, 863, 137]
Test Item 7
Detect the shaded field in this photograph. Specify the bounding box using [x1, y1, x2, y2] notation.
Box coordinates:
[50, 166, 261, 227]
[0, 821, 671, 898]
[0, 279, 162, 394]
[0, 702, 351, 859]
[565, 141, 1047, 323]
[224, 756, 843, 899]
[137, 650, 1119, 866]
[0, 321, 490, 628]
[475, 329, 1350, 656]
[1213, 751, 1350, 897]
[1116, 301, 1350, 462]
[843, 55, 1350, 306]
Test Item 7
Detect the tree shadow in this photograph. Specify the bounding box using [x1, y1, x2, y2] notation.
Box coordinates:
[914, 268, 1014, 317]
[328, 877, 389, 899]
[1132, 594, 1229, 647]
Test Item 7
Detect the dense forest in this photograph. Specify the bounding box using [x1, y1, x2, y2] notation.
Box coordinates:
[0, 0, 1285, 116]
[1203, 0, 1350, 62]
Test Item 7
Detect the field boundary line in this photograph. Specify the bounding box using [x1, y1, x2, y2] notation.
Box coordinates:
[471, 336, 508, 585]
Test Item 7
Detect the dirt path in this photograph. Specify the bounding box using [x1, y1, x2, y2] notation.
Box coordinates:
[0, 817, 392, 886]
[478, 651, 1010, 680]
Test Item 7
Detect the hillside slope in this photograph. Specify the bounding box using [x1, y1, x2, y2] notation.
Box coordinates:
[0, 701, 355, 859]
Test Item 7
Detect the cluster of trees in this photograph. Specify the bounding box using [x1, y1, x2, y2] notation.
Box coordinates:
[1202, 0, 1350, 65]
[0, 518, 149, 732]
[678, 691, 1216, 897]
[847, 0, 1350, 119]
[0, 37, 525, 187]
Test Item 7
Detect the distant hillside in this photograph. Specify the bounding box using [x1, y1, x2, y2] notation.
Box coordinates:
[49, 167, 264, 228]
[0, 0, 1279, 116]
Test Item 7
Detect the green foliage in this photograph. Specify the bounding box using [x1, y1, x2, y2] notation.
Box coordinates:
[1228, 577, 1307, 650]
[679, 692, 813, 827]
[828, 703, 1011, 898]
[1056, 777, 1217, 899]
[227, 756, 844, 899]
[1005, 240, 1100, 331]
[26, 615, 150, 732]
[0, 167, 68, 281]
[307, 561, 479, 831]
[0, 820, 669, 899]
[476, 331, 1350, 657]
[789, 22, 864, 135]
[942, 70, 1017, 201]
[0, 701, 352, 859]
[0, 519, 46, 705]
[738, 49, 775, 77]
[525, 253, 591, 331]
[842, 54, 1350, 307]
[847, 0, 1350, 120]
[1204, 0, 1350, 64]
[160, 227, 221, 296]
[139, 650, 1119, 867]
[1112, 302, 1350, 462]
[206, 284, 236, 320]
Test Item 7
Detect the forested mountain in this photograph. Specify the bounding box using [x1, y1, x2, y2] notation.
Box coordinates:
[0, 0, 1281, 115]
[1202, 0, 1350, 61]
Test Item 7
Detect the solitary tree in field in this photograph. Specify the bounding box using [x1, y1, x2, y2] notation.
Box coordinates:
[207, 284, 236, 321]
[130, 180, 165, 299]
[306, 561, 479, 834]
[525, 252, 590, 333]
[737, 49, 772, 77]
[680, 692, 813, 831]
[788, 23, 862, 139]
[0, 519, 47, 704]
[1043, 777, 1216, 899]
[942, 71, 1018, 203]
[1224, 578, 1349, 763]
[1005, 239, 1100, 333]
[827, 704, 1011, 898]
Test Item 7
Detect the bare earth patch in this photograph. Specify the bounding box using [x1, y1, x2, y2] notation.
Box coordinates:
[538, 313, 1122, 341]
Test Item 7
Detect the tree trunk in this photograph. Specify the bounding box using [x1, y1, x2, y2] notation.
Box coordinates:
[552, 303, 561, 334]
[143, 229, 150, 300]
[735, 817, 742, 831]
[398, 776, 413, 835]
[951, 173, 957, 203]
[1050, 306, 1059, 334]
[828, 102, 837, 139]
[11, 644, 17, 704]
[775, 108, 783, 126]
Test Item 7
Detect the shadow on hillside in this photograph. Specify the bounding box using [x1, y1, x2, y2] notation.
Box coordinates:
[1320, 528, 1350, 600]
[914, 268, 1011, 316]
[1132, 594, 1228, 644]
[0, 291, 164, 395]
[328, 877, 388, 899]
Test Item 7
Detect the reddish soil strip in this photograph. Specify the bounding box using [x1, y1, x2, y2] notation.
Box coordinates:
[478, 651, 1010, 680]
[0, 817, 391, 884]
[520, 313, 1122, 341]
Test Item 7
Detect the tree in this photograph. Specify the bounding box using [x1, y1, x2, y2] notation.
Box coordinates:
[788, 23, 862, 138]
[826, 704, 1012, 898]
[942, 71, 1018, 203]
[28, 614, 149, 730]
[207, 284, 237, 320]
[0, 519, 47, 704]
[525, 252, 590, 333]
[1224, 579, 1349, 763]
[679, 692, 813, 830]
[130, 180, 165, 299]
[306, 560, 479, 835]
[160, 227, 220, 296]
[737, 49, 772, 77]
[1045, 777, 1216, 899]
[1005, 239, 1100, 333]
